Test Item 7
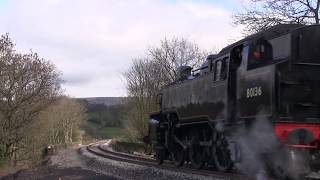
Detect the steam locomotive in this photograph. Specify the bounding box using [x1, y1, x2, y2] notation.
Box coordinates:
[147, 24, 320, 176]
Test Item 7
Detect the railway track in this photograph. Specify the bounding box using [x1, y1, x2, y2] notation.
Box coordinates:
[85, 141, 252, 180]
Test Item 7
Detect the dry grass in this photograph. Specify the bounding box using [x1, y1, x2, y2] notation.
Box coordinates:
[0, 164, 28, 178]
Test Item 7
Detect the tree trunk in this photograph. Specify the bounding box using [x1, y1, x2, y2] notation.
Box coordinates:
[316, 0, 320, 24]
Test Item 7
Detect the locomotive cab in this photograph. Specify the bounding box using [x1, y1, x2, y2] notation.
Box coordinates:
[235, 25, 320, 147]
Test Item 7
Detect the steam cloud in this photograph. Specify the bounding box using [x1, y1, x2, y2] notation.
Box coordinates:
[230, 113, 311, 179]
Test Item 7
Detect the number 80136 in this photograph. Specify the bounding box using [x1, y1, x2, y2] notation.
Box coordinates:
[246, 86, 262, 98]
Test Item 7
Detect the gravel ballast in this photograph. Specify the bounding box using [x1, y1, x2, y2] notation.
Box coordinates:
[79, 147, 229, 180]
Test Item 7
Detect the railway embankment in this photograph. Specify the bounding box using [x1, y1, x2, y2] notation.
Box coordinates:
[1, 141, 223, 180]
[0, 145, 117, 180]
[81, 141, 227, 180]
[4, 140, 304, 180]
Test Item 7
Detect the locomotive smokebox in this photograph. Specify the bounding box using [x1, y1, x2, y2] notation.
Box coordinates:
[148, 118, 160, 143]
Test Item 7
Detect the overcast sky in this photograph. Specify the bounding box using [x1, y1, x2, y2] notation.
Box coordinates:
[0, 0, 243, 98]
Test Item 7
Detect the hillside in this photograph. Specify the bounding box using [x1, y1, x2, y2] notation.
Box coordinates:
[76, 97, 129, 140]
[78, 97, 128, 106]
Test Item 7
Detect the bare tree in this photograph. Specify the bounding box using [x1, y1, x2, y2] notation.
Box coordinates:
[234, 0, 320, 34]
[0, 34, 62, 163]
[149, 37, 207, 83]
[15, 97, 86, 164]
[124, 37, 207, 140]
[38, 97, 86, 145]
[124, 59, 160, 140]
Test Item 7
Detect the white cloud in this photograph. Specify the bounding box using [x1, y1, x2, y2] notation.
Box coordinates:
[0, 0, 242, 97]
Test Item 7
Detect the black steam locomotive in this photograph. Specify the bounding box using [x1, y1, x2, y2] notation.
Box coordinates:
[148, 24, 320, 175]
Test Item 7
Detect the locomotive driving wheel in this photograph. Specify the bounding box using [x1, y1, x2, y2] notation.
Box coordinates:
[188, 132, 206, 169]
[213, 134, 233, 171]
[171, 144, 185, 167]
[167, 113, 185, 167]
[189, 142, 205, 169]
[156, 148, 165, 165]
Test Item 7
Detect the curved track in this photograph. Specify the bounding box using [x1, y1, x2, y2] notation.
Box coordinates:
[85, 141, 252, 180]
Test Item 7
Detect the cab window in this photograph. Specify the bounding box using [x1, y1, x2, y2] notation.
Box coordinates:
[214, 58, 227, 81]
[248, 38, 273, 69]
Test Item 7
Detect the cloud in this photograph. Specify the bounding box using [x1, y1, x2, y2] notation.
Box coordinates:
[0, 0, 242, 97]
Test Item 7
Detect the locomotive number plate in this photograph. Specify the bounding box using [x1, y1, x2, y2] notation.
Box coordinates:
[246, 86, 262, 98]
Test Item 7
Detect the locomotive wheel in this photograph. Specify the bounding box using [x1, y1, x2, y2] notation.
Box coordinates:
[156, 148, 165, 165]
[213, 136, 233, 171]
[171, 145, 185, 167]
[189, 143, 205, 169]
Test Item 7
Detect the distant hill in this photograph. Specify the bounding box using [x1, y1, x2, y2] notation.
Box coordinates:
[77, 97, 128, 106]
[77, 97, 129, 139]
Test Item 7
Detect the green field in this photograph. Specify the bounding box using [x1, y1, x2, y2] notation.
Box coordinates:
[101, 127, 125, 139]
[81, 121, 125, 139]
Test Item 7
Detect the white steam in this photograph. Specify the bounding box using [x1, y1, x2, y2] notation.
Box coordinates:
[231, 113, 311, 179]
